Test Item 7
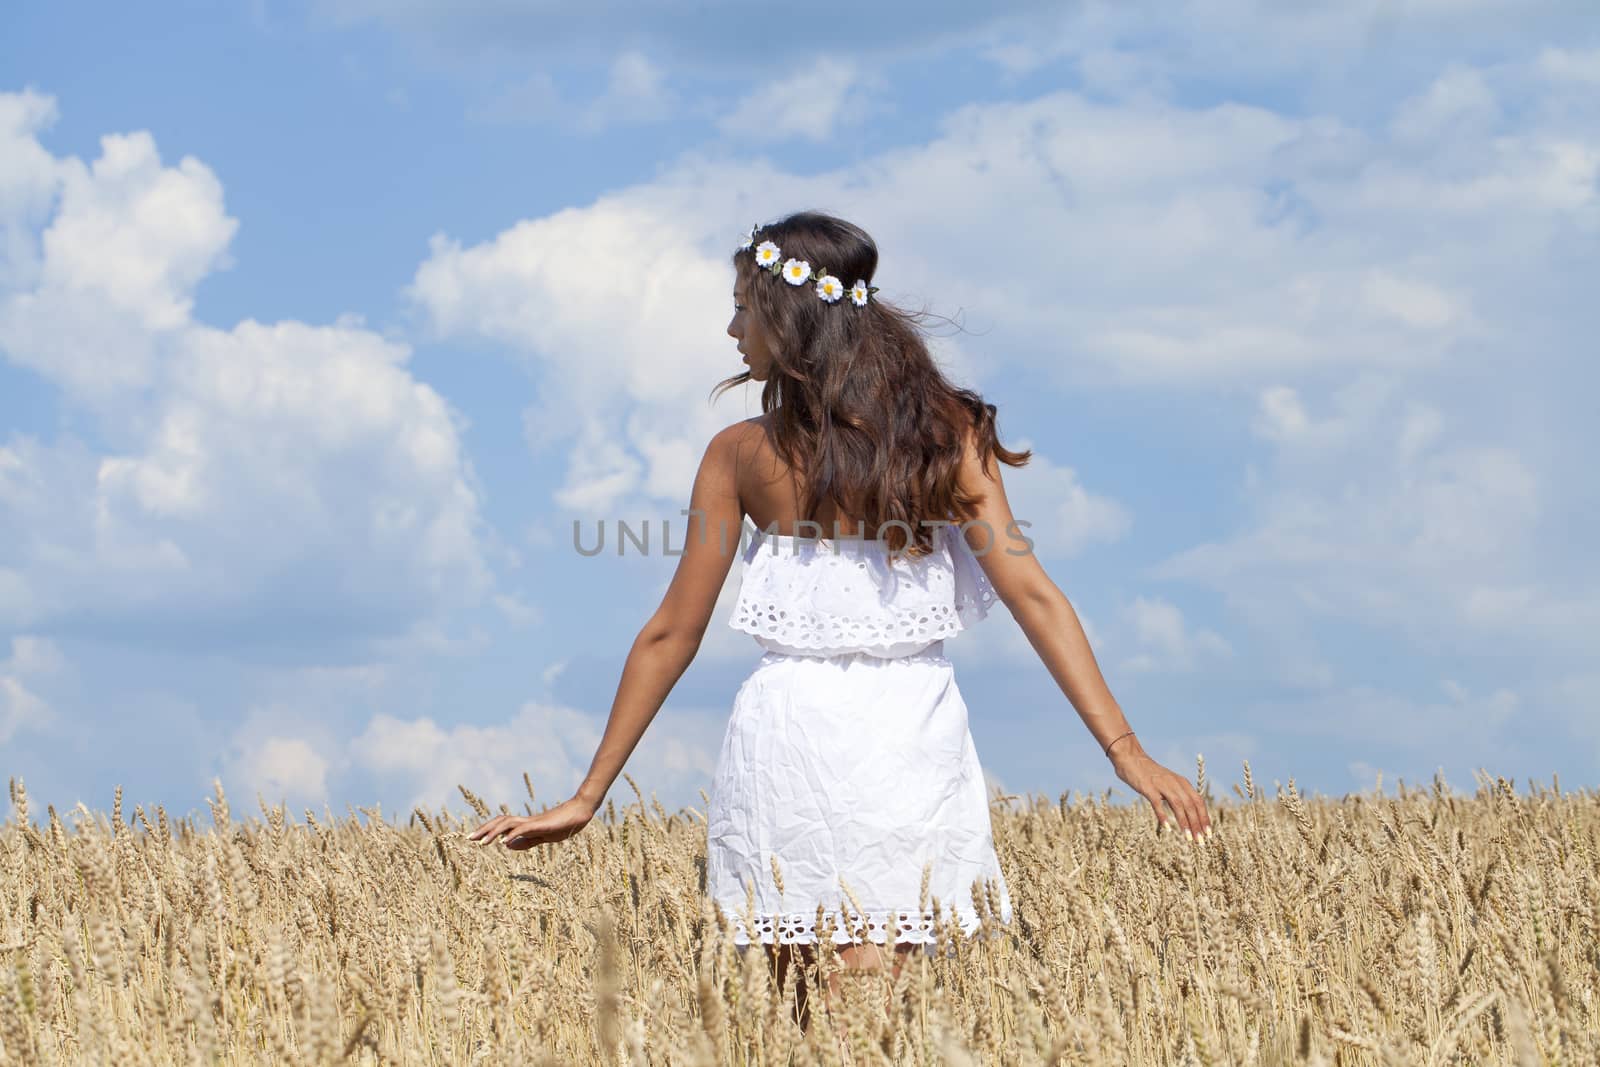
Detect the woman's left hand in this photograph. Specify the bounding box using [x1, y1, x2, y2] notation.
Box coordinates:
[467, 795, 597, 850]
[1111, 749, 1212, 840]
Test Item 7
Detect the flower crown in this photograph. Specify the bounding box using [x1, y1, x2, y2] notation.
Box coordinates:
[737, 224, 880, 307]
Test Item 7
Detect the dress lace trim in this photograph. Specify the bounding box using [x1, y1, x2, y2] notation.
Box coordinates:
[728, 523, 999, 655]
[722, 906, 998, 946]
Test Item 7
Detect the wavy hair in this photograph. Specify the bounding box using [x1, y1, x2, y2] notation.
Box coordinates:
[710, 210, 1031, 559]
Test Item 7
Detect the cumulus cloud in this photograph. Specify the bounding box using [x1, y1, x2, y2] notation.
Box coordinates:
[1155, 377, 1549, 645]
[310, 0, 1062, 69]
[350, 700, 725, 815]
[469, 51, 679, 131]
[3, 635, 63, 675]
[992, 445, 1131, 560]
[233, 737, 332, 806]
[0, 91, 494, 657]
[0, 90, 64, 292]
[977, 0, 1588, 99]
[0, 635, 60, 744]
[1534, 45, 1600, 85]
[1118, 596, 1232, 674]
[717, 59, 875, 143]
[1249, 678, 1523, 772]
[405, 190, 762, 518]
[0, 101, 234, 402]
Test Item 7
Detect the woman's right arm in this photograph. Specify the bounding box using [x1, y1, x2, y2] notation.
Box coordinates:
[952, 429, 1212, 840]
[469, 424, 747, 849]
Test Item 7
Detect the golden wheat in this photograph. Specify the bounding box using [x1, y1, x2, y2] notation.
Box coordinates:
[0, 767, 1594, 1064]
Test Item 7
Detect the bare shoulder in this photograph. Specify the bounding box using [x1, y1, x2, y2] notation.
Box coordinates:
[705, 416, 755, 443]
[950, 416, 1050, 608]
[699, 420, 772, 507]
[709, 417, 767, 459]
[954, 417, 1001, 499]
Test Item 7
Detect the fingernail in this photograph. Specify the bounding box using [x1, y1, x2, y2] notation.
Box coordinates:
[1186, 829, 1196, 844]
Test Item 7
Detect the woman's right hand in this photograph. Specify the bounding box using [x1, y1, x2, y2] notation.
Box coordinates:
[467, 795, 598, 851]
[1111, 748, 1212, 840]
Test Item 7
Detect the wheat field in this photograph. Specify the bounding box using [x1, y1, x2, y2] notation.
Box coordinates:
[0, 761, 1594, 1066]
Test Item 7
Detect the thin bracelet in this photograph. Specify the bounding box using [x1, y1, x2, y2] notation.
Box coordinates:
[1103, 730, 1136, 758]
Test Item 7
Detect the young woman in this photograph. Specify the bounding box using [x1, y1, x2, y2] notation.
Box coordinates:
[468, 211, 1212, 1033]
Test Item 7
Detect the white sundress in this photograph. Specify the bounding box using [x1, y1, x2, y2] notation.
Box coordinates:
[705, 521, 1015, 952]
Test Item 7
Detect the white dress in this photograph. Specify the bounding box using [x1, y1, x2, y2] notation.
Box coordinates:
[705, 521, 1015, 951]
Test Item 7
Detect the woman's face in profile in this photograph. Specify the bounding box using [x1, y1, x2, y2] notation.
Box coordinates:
[727, 279, 774, 381]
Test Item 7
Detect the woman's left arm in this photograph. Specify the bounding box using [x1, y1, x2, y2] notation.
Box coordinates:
[470, 423, 747, 848]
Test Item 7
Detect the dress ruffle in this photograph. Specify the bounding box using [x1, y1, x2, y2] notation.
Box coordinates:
[728, 522, 998, 658]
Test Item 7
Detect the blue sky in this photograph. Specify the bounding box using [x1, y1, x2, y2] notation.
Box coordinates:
[3, 1, 1597, 822]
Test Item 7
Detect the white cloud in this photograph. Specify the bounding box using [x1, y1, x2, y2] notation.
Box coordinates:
[717, 59, 873, 143]
[1250, 377, 1402, 452]
[0, 635, 60, 744]
[0, 106, 236, 401]
[0, 92, 494, 655]
[5, 635, 63, 675]
[973, 0, 1585, 99]
[1387, 64, 1501, 144]
[492, 592, 540, 626]
[1118, 596, 1232, 674]
[540, 659, 569, 688]
[0, 676, 48, 745]
[1534, 46, 1600, 85]
[1147, 732, 1259, 791]
[1153, 401, 1546, 637]
[406, 192, 760, 517]
[1246, 677, 1522, 763]
[470, 51, 678, 132]
[1346, 760, 1389, 793]
[216, 663, 407, 810]
[310, 0, 1065, 70]
[0, 89, 64, 292]
[234, 737, 331, 805]
[350, 700, 725, 815]
[1539, 671, 1600, 771]
[994, 444, 1131, 559]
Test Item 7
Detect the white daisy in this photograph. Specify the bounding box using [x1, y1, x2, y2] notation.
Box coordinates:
[738, 225, 758, 251]
[850, 280, 870, 306]
[815, 273, 844, 302]
[782, 258, 812, 286]
[754, 240, 782, 268]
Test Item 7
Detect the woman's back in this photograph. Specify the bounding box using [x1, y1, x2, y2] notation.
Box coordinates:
[731, 413, 872, 542]
[724, 413, 1001, 658]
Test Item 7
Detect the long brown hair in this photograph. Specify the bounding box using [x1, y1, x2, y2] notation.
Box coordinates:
[711, 210, 1031, 559]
